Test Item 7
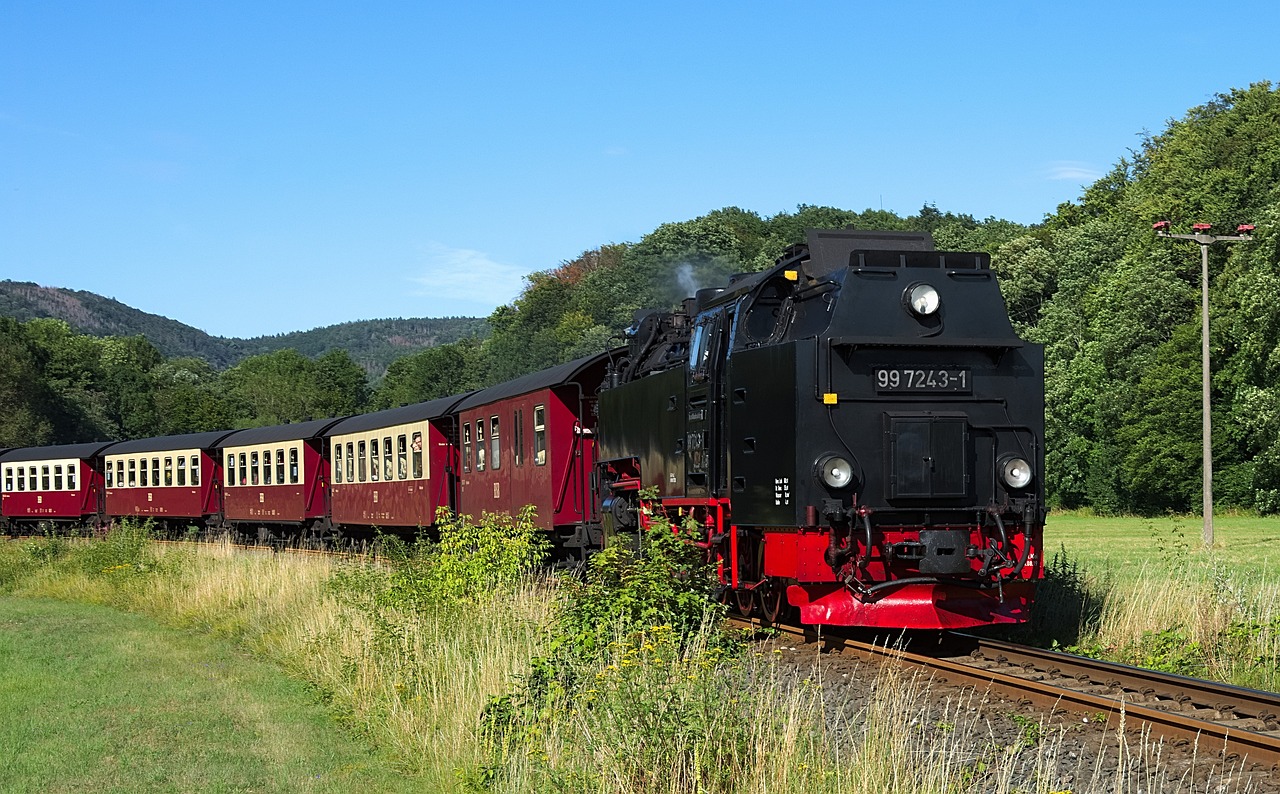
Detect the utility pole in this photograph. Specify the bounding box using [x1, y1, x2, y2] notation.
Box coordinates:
[1154, 221, 1254, 549]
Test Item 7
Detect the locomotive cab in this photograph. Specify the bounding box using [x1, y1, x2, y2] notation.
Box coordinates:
[597, 229, 1045, 630]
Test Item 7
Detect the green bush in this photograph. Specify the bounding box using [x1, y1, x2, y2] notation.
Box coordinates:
[478, 513, 752, 791]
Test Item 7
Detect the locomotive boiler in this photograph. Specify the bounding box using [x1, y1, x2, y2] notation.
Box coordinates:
[596, 229, 1045, 629]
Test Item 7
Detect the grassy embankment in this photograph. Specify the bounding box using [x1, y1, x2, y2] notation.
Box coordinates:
[0, 596, 422, 793]
[1, 512, 1271, 792]
[1032, 511, 1280, 690]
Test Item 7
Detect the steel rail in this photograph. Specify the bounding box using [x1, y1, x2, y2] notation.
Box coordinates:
[727, 617, 1280, 768]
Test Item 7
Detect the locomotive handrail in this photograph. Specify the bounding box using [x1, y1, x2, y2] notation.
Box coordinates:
[827, 335, 1023, 349]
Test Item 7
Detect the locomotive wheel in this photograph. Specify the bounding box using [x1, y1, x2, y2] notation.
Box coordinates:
[759, 582, 785, 625]
[733, 588, 755, 617]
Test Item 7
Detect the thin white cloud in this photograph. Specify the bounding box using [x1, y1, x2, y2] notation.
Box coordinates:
[1045, 161, 1104, 182]
[407, 242, 529, 316]
[603, 146, 629, 156]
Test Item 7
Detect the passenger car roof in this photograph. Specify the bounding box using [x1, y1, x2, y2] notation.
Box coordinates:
[454, 351, 613, 412]
[221, 417, 346, 448]
[325, 393, 472, 436]
[0, 441, 120, 462]
[104, 430, 239, 455]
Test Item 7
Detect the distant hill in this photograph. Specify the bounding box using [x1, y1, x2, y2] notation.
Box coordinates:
[0, 280, 488, 377]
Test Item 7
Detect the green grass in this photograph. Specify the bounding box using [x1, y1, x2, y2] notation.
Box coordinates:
[1049, 510, 1280, 578]
[0, 596, 418, 794]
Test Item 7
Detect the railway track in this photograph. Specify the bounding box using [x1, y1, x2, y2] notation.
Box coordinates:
[730, 616, 1280, 771]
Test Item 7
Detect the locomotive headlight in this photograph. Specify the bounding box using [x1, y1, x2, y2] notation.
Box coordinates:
[816, 455, 855, 489]
[999, 455, 1033, 490]
[906, 283, 940, 316]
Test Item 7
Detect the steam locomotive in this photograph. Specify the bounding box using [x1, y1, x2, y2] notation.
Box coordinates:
[0, 229, 1044, 630]
[596, 229, 1045, 629]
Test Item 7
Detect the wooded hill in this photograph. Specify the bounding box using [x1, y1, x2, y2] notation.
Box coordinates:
[0, 280, 487, 375]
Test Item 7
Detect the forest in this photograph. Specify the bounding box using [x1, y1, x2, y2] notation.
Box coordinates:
[2, 82, 1277, 515]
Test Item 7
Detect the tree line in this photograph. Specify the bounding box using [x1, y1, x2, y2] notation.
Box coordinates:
[3, 82, 1277, 515]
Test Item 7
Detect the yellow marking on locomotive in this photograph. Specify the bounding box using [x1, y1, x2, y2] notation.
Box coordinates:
[784, 269, 798, 281]
[823, 393, 838, 405]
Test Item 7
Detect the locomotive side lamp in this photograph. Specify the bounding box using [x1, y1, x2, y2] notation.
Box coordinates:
[816, 455, 855, 489]
[905, 283, 940, 316]
[999, 455, 1033, 490]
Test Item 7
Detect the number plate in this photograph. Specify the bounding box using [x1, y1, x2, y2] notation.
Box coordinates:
[874, 367, 971, 393]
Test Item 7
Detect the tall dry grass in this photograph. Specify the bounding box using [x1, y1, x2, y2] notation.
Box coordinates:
[1, 528, 1266, 792]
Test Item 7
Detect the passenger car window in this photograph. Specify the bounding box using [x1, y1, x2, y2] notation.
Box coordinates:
[490, 417, 500, 470]
[534, 405, 547, 466]
[412, 432, 423, 479]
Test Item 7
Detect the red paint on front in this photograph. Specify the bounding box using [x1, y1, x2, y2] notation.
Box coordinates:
[787, 581, 1036, 630]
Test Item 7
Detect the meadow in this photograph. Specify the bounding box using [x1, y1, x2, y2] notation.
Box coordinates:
[0, 511, 1276, 792]
[1033, 511, 1280, 691]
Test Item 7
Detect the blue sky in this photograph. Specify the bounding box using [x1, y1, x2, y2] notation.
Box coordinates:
[3, 1, 1277, 338]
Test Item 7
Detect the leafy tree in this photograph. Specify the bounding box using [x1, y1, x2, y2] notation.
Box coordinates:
[372, 339, 489, 408]
[0, 318, 57, 446]
[221, 349, 328, 426]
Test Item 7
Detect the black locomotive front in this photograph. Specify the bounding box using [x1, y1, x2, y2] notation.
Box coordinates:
[597, 229, 1045, 629]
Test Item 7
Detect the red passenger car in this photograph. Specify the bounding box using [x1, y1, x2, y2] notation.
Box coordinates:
[1, 442, 117, 532]
[326, 395, 466, 533]
[455, 353, 611, 553]
[220, 418, 343, 543]
[102, 431, 237, 532]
